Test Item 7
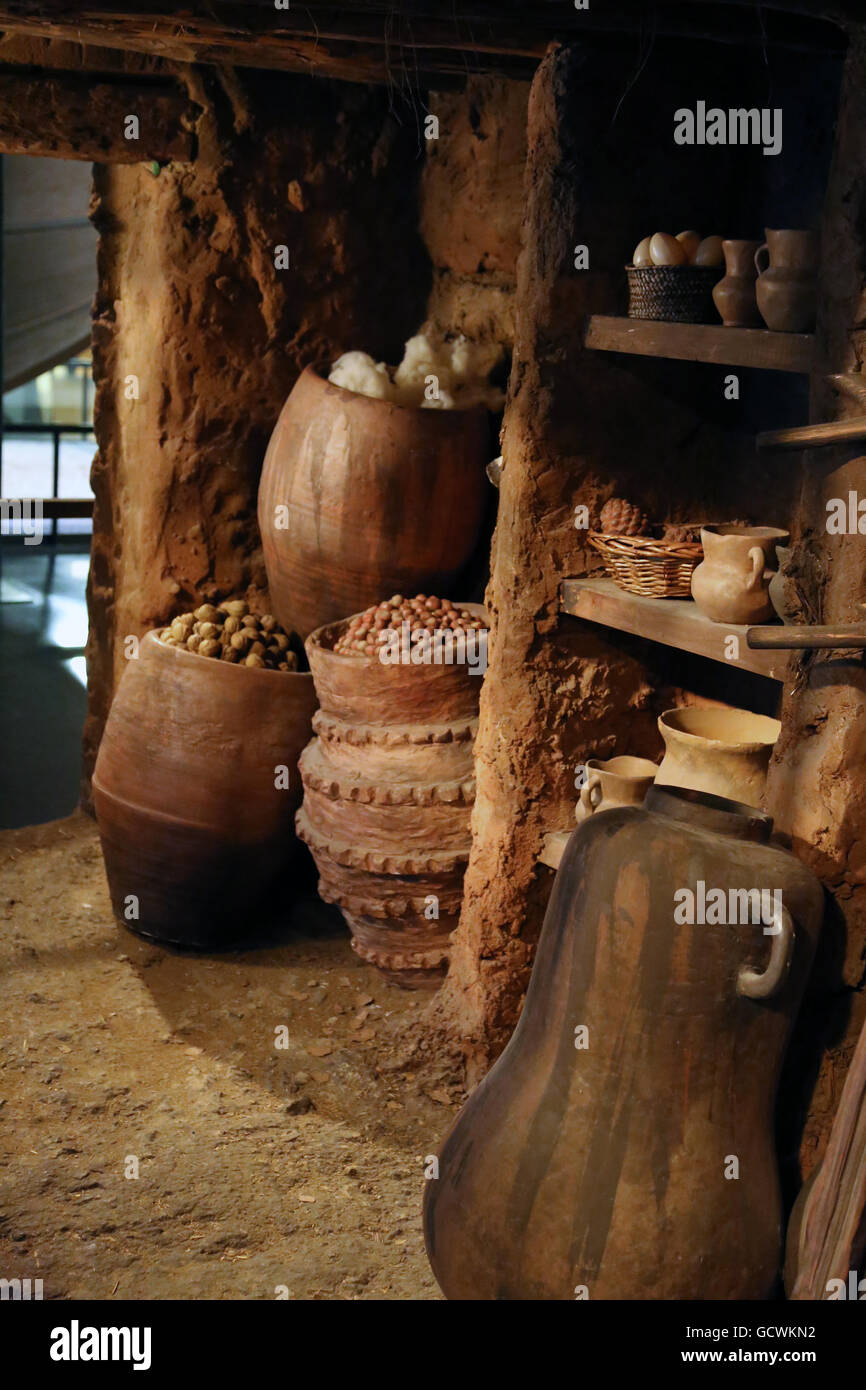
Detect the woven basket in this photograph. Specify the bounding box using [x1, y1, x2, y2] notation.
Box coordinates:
[589, 531, 703, 599]
[626, 265, 722, 324]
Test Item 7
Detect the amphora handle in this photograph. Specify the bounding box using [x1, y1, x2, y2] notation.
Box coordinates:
[754, 243, 771, 277]
[737, 901, 794, 1000]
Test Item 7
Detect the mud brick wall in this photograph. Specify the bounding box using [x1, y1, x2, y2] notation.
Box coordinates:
[83, 70, 430, 793]
[83, 69, 527, 795]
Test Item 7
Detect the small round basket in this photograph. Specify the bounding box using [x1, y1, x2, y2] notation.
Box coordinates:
[589, 531, 703, 599]
[626, 265, 723, 324]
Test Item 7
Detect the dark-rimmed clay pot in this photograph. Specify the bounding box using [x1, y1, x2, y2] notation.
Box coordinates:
[93, 630, 317, 948]
[258, 366, 489, 638]
[423, 784, 823, 1299]
[297, 605, 487, 988]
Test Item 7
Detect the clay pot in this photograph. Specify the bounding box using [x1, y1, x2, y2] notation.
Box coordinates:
[258, 366, 489, 638]
[691, 524, 789, 624]
[712, 239, 763, 327]
[656, 706, 781, 809]
[575, 754, 657, 823]
[92, 631, 317, 948]
[296, 606, 486, 988]
[768, 545, 799, 624]
[423, 783, 823, 1299]
[754, 229, 819, 333]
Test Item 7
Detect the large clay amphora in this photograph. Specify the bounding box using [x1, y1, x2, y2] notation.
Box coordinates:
[258, 367, 489, 638]
[423, 784, 823, 1300]
[754, 229, 819, 333]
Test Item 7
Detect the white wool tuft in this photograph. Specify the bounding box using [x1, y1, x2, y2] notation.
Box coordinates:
[328, 351, 395, 400]
[328, 329, 505, 410]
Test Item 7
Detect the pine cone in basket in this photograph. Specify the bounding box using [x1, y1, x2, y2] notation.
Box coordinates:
[599, 498, 651, 536]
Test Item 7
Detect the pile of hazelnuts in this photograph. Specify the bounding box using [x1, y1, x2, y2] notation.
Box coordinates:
[158, 601, 300, 670]
[333, 593, 488, 657]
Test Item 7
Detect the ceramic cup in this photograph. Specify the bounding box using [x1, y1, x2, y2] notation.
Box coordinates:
[576, 754, 658, 823]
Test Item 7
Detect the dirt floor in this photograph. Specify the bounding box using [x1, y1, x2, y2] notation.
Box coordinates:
[0, 814, 463, 1300]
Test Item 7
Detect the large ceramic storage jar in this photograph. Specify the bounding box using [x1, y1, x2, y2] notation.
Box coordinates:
[656, 706, 781, 809]
[258, 367, 489, 638]
[424, 784, 823, 1300]
[296, 606, 486, 989]
[93, 631, 317, 948]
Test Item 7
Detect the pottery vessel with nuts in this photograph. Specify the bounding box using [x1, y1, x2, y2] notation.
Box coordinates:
[93, 614, 317, 950]
[158, 600, 303, 671]
[297, 595, 488, 989]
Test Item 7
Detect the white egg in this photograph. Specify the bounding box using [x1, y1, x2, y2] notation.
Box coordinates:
[695, 235, 725, 267]
[633, 236, 653, 267]
[649, 232, 688, 266]
[675, 230, 701, 263]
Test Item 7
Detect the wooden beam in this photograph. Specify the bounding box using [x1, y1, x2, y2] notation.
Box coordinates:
[0, 2, 847, 89]
[757, 417, 866, 450]
[789, 1016, 866, 1299]
[0, 70, 196, 161]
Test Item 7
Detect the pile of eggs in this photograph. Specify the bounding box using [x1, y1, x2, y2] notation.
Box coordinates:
[633, 230, 724, 268]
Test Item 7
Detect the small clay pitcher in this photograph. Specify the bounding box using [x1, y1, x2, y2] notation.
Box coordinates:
[656, 706, 781, 808]
[575, 754, 658, 824]
[691, 524, 789, 625]
[712, 239, 763, 327]
[754, 230, 819, 333]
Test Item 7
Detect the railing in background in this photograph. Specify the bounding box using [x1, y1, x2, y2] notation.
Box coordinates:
[0, 421, 95, 539]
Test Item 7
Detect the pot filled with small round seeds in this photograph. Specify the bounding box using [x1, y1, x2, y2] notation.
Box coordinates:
[93, 601, 317, 949]
[297, 594, 488, 988]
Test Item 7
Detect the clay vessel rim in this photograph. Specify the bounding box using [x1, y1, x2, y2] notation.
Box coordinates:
[659, 707, 781, 750]
[587, 755, 658, 776]
[624, 263, 722, 273]
[302, 364, 489, 420]
[305, 603, 489, 661]
[143, 629, 313, 681]
[646, 783, 773, 839]
[701, 524, 790, 540]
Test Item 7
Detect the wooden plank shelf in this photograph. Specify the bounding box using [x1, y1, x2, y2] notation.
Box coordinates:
[584, 315, 815, 374]
[539, 830, 571, 872]
[560, 577, 790, 681]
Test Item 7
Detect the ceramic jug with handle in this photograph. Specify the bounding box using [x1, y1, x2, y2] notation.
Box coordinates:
[754, 230, 819, 333]
[691, 524, 789, 625]
[576, 754, 657, 823]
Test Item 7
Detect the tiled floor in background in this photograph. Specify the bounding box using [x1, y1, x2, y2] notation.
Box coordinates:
[0, 538, 90, 828]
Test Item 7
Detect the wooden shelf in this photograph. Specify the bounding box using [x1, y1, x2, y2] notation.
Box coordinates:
[560, 578, 790, 681]
[539, 830, 571, 872]
[584, 315, 815, 374]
